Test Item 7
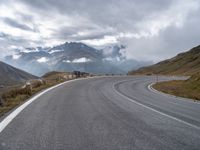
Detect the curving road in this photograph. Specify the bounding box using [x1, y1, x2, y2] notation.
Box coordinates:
[0, 76, 200, 150]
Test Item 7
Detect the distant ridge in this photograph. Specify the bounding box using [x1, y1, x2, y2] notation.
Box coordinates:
[0, 61, 38, 86]
[129, 45, 200, 75]
[4, 42, 150, 76]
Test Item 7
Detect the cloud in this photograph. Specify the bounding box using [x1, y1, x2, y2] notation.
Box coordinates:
[0, 0, 200, 62]
[0, 32, 9, 38]
[120, 0, 200, 62]
[2, 17, 35, 31]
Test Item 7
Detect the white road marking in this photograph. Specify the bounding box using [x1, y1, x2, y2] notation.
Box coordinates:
[113, 81, 200, 130]
[0, 78, 88, 133]
[1, 77, 199, 134]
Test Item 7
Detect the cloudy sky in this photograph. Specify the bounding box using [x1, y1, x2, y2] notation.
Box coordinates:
[0, 0, 200, 62]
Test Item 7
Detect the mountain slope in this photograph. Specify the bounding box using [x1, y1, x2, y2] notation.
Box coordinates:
[129, 45, 200, 75]
[4, 42, 150, 76]
[0, 61, 38, 86]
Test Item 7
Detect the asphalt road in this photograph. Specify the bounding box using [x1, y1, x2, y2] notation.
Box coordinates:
[0, 76, 200, 150]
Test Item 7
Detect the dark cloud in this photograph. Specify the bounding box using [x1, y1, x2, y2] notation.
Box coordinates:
[49, 23, 116, 41]
[2, 17, 35, 32]
[0, 32, 44, 52]
[161, 13, 200, 53]
[16, 13, 34, 23]
[20, 0, 172, 31]
[0, 32, 9, 38]
[122, 7, 200, 61]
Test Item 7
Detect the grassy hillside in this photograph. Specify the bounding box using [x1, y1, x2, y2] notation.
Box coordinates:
[0, 61, 38, 86]
[129, 45, 200, 75]
[153, 72, 200, 101]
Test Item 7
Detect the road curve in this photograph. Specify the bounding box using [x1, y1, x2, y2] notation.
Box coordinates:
[0, 76, 200, 150]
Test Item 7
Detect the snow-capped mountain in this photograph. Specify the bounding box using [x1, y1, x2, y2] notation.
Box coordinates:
[4, 42, 151, 76]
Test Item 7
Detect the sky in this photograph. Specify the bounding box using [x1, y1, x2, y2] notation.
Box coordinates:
[0, 0, 200, 62]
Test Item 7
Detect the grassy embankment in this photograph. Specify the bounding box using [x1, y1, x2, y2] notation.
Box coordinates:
[0, 71, 77, 117]
[153, 73, 200, 101]
[128, 45, 200, 76]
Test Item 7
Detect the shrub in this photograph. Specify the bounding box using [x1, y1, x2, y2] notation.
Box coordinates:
[2, 86, 32, 101]
[31, 80, 44, 88]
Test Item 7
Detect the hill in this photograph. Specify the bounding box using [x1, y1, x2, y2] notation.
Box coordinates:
[0, 61, 38, 86]
[129, 45, 200, 75]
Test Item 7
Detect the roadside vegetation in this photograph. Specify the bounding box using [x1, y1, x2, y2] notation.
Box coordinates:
[153, 73, 200, 101]
[0, 71, 89, 117]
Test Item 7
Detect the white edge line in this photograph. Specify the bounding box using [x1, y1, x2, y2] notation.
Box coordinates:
[0, 77, 89, 133]
[113, 81, 200, 130]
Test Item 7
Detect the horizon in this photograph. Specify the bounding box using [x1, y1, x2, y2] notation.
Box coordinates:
[2, 40, 199, 64]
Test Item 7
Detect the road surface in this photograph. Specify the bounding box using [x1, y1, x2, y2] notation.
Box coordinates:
[0, 76, 200, 150]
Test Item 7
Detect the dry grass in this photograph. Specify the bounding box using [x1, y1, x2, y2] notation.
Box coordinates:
[0, 73, 78, 117]
[153, 78, 200, 101]
[129, 45, 200, 76]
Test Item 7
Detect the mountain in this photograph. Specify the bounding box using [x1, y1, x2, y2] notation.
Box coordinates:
[0, 61, 38, 86]
[129, 45, 200, 75]
[4, 42, 150, 76]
